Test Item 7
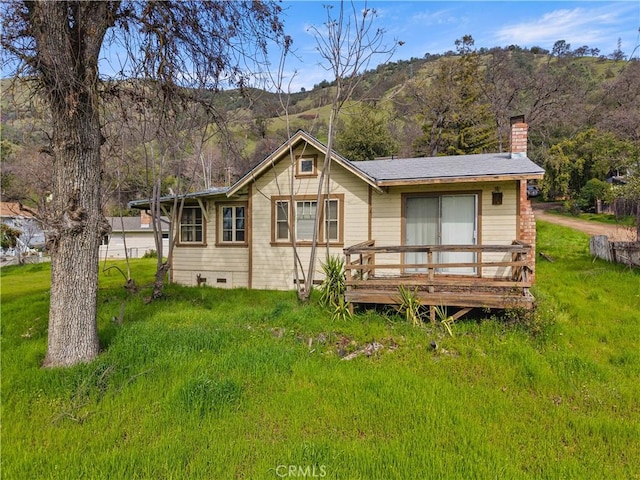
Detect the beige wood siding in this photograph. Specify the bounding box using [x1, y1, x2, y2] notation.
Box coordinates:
[372, 181, 518, 243]
[171, 200, 249, 287]
[169, 142, 524, 289]
[250, 144, 370, 290]
[369, 181, 519, 278]
[479, 181, 518, 278]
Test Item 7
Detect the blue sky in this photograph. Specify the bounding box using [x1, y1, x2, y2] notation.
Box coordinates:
[277, 1, 640, 90]
[3, 1, 637, 92]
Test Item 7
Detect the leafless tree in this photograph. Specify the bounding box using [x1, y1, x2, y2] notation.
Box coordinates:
[238, 31, 313, 294]
[299, 1, 399, 301]
[1, 1, 284, 367]
[596, 60, 640, 239]
[480, 49, 524, 152]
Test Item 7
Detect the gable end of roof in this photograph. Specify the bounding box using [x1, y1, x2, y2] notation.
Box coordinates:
[226, 130, 380, 196]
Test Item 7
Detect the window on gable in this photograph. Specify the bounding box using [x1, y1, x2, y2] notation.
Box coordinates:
[296, 155, 317, 177]
[180, 206, 204, 244]
[220, 204, 246, 244]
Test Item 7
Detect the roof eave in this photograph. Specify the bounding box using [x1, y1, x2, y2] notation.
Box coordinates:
[375, 172, 545, 187]
[128, 188, 230, 210]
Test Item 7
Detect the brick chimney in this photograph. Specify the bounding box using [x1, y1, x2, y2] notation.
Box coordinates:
[509, 115, 536, 280]
[510, 115, 528, 158]
[140, 210, 151, 228]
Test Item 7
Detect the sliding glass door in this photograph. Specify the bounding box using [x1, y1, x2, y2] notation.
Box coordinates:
[405, 194, 477, 274]
[440, 195, 477, 274]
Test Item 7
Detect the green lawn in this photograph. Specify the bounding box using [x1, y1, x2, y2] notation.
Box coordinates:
[2, 223, 639, 479]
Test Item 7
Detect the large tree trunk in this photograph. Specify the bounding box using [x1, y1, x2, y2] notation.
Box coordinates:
[44, 101, 105, 365]
[27, 2, 117, 367]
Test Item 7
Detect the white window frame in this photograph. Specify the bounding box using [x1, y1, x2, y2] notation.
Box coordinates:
[324, 198, 339, 242]
[295, 200, 317, 241]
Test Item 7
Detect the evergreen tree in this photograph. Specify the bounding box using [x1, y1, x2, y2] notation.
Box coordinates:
[412, 35, 496, 157]
[336, 104, 398, 160]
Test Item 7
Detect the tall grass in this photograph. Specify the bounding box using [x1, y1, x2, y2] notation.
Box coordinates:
[2, 225, 639, 479]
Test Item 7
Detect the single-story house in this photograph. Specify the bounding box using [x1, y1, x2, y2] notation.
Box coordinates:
[100, 211, 169, 259]
[130, 120, 544, 313]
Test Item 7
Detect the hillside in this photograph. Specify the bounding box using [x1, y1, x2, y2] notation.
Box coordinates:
[1, 45, 638, 212]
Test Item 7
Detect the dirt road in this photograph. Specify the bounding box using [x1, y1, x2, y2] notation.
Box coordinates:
[533, 205, 635, 242]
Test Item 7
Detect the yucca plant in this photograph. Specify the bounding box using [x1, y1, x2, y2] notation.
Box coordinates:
[433, 304, 456, 336]
[319, 255, 352, 320]
[319, 255, 346, 307]
[396, 285, 423, 327]
[330, 295, 353, 321]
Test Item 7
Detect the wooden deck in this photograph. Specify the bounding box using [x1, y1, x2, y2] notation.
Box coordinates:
[343, 241, 534, 317]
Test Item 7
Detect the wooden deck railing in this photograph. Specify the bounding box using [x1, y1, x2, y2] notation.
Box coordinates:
[342, 240, 534, 311]
[344, 240, 532, 284]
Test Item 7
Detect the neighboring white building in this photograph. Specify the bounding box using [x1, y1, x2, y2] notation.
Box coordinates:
[0, 202, 45, 257]
[101, 211, 169, 259]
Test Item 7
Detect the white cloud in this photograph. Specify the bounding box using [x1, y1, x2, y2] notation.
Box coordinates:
[411, 8, 459, 26]
[495, 4, 636, 48]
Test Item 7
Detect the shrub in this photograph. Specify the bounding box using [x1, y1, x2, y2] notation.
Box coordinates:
[1, 223, 22, 250]
[433, 305, 456, 336]
[562, 199, 581, 216]
[142, 249, 157, 259]
[319, 256, 344, 304]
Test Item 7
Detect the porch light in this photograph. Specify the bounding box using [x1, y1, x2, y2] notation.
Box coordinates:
[492, 187, 503, 206]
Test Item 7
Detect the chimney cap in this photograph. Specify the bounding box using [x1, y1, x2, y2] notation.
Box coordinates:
[510, 114, 525, 125]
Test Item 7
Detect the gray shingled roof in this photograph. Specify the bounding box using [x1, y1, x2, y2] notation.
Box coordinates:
[127, 140, 545, 207]
[351, 153, 544, 183]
